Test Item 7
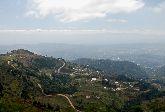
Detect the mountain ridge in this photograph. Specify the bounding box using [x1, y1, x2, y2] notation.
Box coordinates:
[73, 58, 147, 79]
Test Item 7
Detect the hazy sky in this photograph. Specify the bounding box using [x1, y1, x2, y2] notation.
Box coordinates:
[0, 0, 165, 45]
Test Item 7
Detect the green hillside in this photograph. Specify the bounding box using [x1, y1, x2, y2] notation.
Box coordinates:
[0, 49, 164, 112]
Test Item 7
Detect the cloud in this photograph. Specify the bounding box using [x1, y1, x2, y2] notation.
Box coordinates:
[1, 29, 164, 36]
[107, 19, 128, 23]
[26, 0, 145, 22]
[152, 1, 165, 13]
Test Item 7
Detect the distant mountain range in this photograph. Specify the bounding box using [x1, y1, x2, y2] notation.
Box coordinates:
[0, 43, 165, 68]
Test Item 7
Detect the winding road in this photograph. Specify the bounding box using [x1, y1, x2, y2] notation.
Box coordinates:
[36, 59, 80, 112]
[34, 59, 80, 111]
[57, 94, 76, 110]
[57, 59, 66, 74]
[36, 82, 78, 111]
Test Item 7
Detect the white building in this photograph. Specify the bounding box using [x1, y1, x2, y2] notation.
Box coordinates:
[91, 78, 97, 81]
